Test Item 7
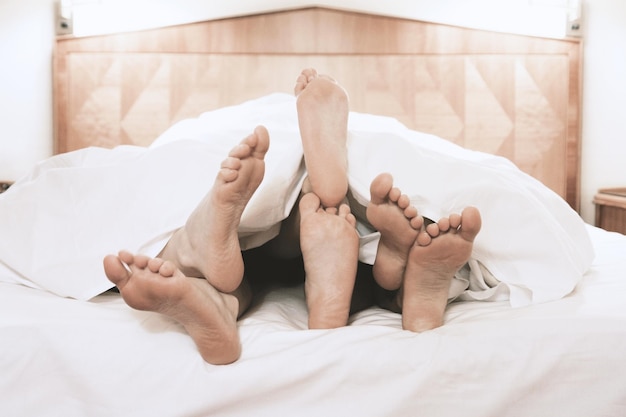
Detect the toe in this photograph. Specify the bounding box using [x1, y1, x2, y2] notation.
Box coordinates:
[426, 223, 440, 238]
[134, 254, 151, 268]
[147, 257, 165, 273]
[103, 255, 131, 286]
[159, 260, 177, 277]
[460, 207, 482, 241]
[221, 156, 242, 170]
[410, 215, 424, 230]
[369, 173, 393, 204]
[397, 193, 410, 209]
[218, 168, 239, 183]
[299, 192, 322, 214]
[416, 231, 432, 246]
[388, 187, 401, 203]
[252, 126, 270, 156]
[438, 217, 451, 233]
[302, 68, 318, 81]
[449, 213, 462, 230]
[404, 205, 417, 219]
[338, 203, 351, 217]
[118, 250, 135, 265]
[228, 143, 250, 159]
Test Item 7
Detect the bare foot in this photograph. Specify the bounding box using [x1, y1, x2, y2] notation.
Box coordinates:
[159, 126, 269, 293]
[295, 68, 349, 208]
[401, 207, 482, 332]
[103, 250, 241, 365]
[366, 173, 424, 290]
[299, 192, 359, 328]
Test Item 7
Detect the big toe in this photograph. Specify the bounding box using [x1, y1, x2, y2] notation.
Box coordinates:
[103, 255, 131, 286]
[460, 207, 482, 241]
[369, 173, 394, 204]
[252, 125, 270, 157]
[299, 192, 322, 215]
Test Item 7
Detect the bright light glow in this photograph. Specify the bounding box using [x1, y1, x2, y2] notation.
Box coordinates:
[69, 0, 574, 39]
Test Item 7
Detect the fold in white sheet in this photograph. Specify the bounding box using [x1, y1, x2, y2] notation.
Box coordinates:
[0, 94, 593, 305]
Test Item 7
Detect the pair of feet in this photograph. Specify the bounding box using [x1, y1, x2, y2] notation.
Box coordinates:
[300, 171, 482, 332]
[103, 69, 481, 364]
[103, 70, 352, 365]
[102, 122, 357, 364]
[366, 173, 481, 331]
[295, 68, 482, 331]
[103, 125, 269, 365]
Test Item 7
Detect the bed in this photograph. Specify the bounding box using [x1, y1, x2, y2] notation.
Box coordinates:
[2, 7, 626, 417]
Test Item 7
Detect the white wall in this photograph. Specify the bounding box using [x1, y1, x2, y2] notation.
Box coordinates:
[1, 0, 624, 223]
[579, 0, 626, 222]
[0, 0, 55, 182]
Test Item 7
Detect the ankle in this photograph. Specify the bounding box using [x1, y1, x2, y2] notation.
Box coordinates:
[400, 296, 447, 332]
[308, 307, 349, 329]
[402, 314, 444, 332]
[161, 228, 196, 273]
[306, 292, 350, 329]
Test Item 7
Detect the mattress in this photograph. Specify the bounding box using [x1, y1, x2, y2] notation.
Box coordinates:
[1, 225, 625, 416]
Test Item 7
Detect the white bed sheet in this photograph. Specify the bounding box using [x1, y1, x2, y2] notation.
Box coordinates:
[0, 94, 593, 307]
[1, 225, 625, 417]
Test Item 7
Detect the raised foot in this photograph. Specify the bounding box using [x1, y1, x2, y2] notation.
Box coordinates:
[401, 207, 482, 332]
[103, 250, 241, 365]
[299, 192, 359, 329]
[160, 125, 269, 293]
[295, 68, 349, 208]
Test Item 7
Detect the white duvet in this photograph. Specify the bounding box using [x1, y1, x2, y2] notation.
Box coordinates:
[0, 93, 593, 306]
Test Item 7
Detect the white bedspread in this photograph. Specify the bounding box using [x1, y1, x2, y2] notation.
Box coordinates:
[0, 94, 593, 306]
[0, 225, 624, 417]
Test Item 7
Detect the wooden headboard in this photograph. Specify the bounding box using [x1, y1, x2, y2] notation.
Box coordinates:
[53, 7, 582, 210]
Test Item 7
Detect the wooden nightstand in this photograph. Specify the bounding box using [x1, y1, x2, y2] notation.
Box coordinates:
[594, 188, 626, 234]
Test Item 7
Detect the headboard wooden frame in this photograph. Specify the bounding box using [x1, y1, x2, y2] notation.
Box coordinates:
[53, 7, 582, 210]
